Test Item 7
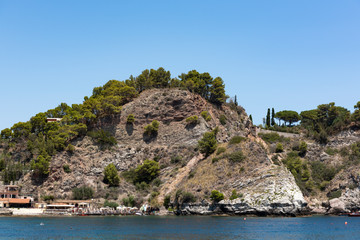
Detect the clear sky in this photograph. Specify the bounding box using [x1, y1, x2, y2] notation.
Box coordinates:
[0, 0, 359, 130]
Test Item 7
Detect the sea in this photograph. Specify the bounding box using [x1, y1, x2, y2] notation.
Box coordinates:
[0, 215, 359, 240]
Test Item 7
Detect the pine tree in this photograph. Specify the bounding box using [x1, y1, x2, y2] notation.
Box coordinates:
[266, 108, 271, 128]
[271, 108, 275, 126]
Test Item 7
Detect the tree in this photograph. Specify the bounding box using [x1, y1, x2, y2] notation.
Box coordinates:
[266, 108, 270, 127]
[352, 101, 360, 122]
[249, 115, 253, 123]
[271, 108, 275, 126]
[209, 77, 226, 105]
[134, 159, 160, 184]
[72, 186, 94, 200]
[198, 129, 218, 157]
[274, 110, 300, 126]
[210, 190, 224, 202]
[103, 163, 120, 187]
[127, 114, 135, 124]
[1, 128, 13, 140]
[234, 95, 238, 106]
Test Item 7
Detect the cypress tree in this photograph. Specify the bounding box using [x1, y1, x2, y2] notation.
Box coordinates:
[234, 95, 238, 106]
[249, 114, 253, 123]
[271, 108, 275, 126]
[266, 108, 270, 128]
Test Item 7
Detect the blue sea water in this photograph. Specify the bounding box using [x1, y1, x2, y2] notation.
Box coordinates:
[0, 215, 358, 240]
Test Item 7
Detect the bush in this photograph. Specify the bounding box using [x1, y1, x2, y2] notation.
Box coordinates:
[103, 200, 119, 209]
[328, 189, 342, 199]
[163, 195, 171, 209]
[186, 115, 199, 125]
[126, 114, 135, 124]
[198, 130, 218, 157]
[325, 148, 338, 156]
[134, 160, 160, 184]
[216, 147, 226, 155]
[275, 143, 283, 153]
[175, 189, 196, 204]
[229, 136, 245, 145]
[258, 133, 289, 144]
[136, 181, 149, 191]
[42, 195, 54, 202]
[228, 150, 246, 163]
[63, 164, 71, 173]
[103, 163, 120, 187]
[65, 144, 75, 153]
[219, 115, 227, 125]
[171, 155, 183, 164]
[72, 186, 94, 200]
[144, 120, 159, 136]
[201, 111, 211, 122]
[210, 190, 224, 202]
[122, 195, 136, 207]
[229, 190, 241, 200]
[88, 130, 117, 148]
[152, 178, 162, 187]
[298, 141, 307, 157]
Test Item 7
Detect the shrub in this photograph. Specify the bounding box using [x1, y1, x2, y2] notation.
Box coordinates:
[65, 144, 75, 153]
[298, 141, 307, 157]
[271, 155, 281, 165]
[325, 148, 338, 156]
[186, 115, 199, 125]
[63, 164, 71, 173]
[171, 155, 183, 164]
[42, 195, 54, 202]
[275, 143, 283, 153]
[198, 130, 218, 157]
[216, 147, 226, 155]
[175, 190, 196, 204]
[163, 195, 171, 209]
[219, 115, 227, 125]
[103, 200, 119, 209]
[134, 159, 160, 184]
[229, 136, 245, 145]
[72, 186, 94, 200]
[229, 190, 241, 200]
[144, 120, 159, 136]
[210, 190, 224, 202]
[152, 178, 162, 187]
[201, 111, 212, 122]
[122, 195, 136, 207]
[103, 163, 120, 187]
[136, 181, 149, 191]
[228, 150, 246, 163]
[328, 189, 342, 199]
[88, 130, 117, 147]
[258, 133, 289, 144]
[126, 114, 135, 124]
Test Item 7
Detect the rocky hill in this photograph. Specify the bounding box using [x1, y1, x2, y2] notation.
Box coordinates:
[1, 79, 359, 216]
[1, 88, 307, 215]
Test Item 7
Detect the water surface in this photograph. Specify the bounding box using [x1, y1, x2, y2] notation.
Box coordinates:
[0, 215, 358, 239]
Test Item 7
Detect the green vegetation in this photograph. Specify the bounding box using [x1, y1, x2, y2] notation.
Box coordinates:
[266, 108, 271, 127]
[174, 189, 196, 204]
[328, 189, 342, 199]
[210, 190, 224, 202]
[229, 136, 245, 145]
[275, 143, 283, 153]
[163, 195, 171, 209]
[122, 195, 136, 207]
[258, 132, 289, 144]
[72, 186, 94, 200]
[198, 129, 218, 157]
[42, 195, 54, 202]
[229, 190, 243, 200]
[63, 164, 71, 173]
[216, 147, 226, 155]
[144, 120, 159, 136]
[200, 111, 212, 122]
[126, 114, 135, 124]
[275, 110, 300, 126]
[228, 150, 246, 163]
[123, 159, 160, 185]
[219, 115, 227, 125]
[103, 200, 119, 209]
[88, 130, 117, 148]
[103, 163, 120, 187]
[185, 115, 199, 125]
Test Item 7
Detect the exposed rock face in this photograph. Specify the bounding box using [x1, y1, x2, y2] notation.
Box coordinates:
[177, 166, 308, 216]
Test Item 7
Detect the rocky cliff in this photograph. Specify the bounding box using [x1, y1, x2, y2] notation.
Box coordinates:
[11, 88, 310, 216]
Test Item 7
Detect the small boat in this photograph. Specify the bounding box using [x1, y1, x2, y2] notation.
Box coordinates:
[348, 212, 360, 217]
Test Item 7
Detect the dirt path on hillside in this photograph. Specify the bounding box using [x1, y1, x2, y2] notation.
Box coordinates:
[158, 153, 203, 203]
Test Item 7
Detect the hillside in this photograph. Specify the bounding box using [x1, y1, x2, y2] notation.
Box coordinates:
[0, 69, 359, 216]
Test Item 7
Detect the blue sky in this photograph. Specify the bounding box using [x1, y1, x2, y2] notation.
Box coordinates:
[0, 0, 359, 130]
